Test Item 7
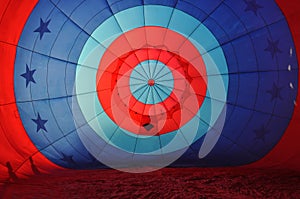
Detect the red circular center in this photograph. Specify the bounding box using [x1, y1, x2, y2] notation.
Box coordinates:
[148, 79, 155, 86]
[96, 26, 207, 136]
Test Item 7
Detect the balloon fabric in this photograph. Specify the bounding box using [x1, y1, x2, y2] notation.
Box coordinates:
[0, 0, 299, 179]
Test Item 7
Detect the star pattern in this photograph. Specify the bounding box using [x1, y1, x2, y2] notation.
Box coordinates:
[264, 39, 282, 59]
[32, 113, 48, 132]
[267, 83, 283, 101]
[21, 64, 36, 87]
[34, 18, 51, 40]
[244, 0, 263, 16]
[254, 125, 270, 142]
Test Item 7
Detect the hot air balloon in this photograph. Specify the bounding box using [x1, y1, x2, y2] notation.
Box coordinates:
[0, 0, 299, 181]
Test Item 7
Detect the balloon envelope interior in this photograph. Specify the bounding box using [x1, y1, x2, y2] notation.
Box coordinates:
[0, 0, 298, 177]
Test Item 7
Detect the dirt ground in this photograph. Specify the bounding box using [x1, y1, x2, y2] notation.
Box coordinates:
[0, 167, 300, 198]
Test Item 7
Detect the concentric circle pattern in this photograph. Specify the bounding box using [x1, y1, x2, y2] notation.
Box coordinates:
[12, 0, 298, 172]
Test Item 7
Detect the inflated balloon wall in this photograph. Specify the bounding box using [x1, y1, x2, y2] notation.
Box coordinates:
[0, 0, 299, 179]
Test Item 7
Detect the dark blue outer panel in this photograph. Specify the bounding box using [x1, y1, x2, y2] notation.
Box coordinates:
[14, 0, 298, 168]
